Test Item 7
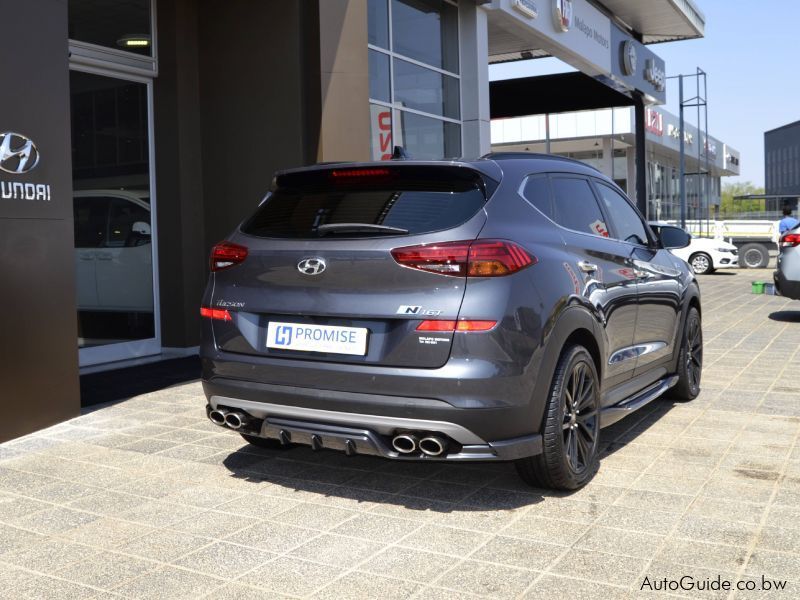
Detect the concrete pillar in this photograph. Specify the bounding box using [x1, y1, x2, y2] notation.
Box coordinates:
[316, 0, 371, 162]
[626, 148, 636, 196]
[460, 2, 491, 158]
[600, 137, 614, 178]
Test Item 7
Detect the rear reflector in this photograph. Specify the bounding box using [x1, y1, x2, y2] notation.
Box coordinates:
[210, 241, 248, 271]
[781, 233, 800, 248]
[416, 320, 497, 332]
[391, 240, 535, 277]
[200, 307, 232, 321]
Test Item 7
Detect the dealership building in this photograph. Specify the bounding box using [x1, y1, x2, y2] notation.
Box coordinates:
[765, 120, 800, 213]
[1, 0, 705, 441]
[491, 96, 741, 221]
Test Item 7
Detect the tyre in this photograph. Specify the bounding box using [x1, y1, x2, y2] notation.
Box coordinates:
[739, 243, 769, 269]
[240, 433, 290, 450]
[672, 306, 702, 401]
[689, 252, 714, 275]
[515, 344, 600, 490]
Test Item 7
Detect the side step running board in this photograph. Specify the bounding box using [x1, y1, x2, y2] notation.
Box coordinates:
[599, 375, 679, 428]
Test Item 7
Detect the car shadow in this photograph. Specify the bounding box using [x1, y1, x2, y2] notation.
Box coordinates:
[769, 311, 800, 323]
[219, 444, 552, 512]
[215, 405, 672, 512]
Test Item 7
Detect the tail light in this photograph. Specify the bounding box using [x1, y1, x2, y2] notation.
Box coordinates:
[200, 307, 232, 321]
[211, 241, 248, 271]
[391, 240, 535, 277]
[416, 320, 497, 332]
[780, 233, 800, 248]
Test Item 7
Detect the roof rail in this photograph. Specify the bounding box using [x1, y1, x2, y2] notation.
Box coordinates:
[481, 152, 601, 172]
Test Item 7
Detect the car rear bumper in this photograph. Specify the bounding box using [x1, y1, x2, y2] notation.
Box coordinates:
[775, 269, 800, 299]
[202, 376, 542, 461]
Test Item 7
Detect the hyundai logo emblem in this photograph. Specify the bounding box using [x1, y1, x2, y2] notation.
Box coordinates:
[297, 257, 327, 275]
[0, 132, 40, 174]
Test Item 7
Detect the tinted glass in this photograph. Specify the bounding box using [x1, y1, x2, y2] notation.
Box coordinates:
[70, 71, 155, 349]
[391, 0, 459, 72]
[369, 50, 391, 102]
[522, 176, 553, 219]
[595, 182, 648, 245]
[107, 197, 151, 248]
[393, 58, 459, 119]
[74, 196, 108, 248]
[242, 183, 484, 239]
[368, 0, 389, 48]
[69, 0, 152, 56]
[551, 178, 609, 237]
[396, 110, 460, 160]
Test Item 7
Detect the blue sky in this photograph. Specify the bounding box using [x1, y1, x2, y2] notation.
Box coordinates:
[489, 1, 799, 187]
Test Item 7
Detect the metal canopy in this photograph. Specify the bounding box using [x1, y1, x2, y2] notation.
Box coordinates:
[596, 0, 705, 42]
[487, 0, 705, 63]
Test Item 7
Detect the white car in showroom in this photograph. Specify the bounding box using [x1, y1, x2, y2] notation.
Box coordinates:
[650, 223, 738, 274]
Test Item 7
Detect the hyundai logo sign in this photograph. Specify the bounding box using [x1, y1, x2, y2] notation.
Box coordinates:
[0, 132, 40, 174]
[297, 257, 327, 275]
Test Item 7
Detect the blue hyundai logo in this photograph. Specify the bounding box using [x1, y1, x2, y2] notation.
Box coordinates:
[275, 326, 293, 346]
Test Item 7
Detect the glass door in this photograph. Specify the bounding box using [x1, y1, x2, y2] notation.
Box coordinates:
[70, 69, 160, 366]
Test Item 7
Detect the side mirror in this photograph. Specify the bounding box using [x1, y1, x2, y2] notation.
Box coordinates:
[131, 221, 151, 236]
[658, 225, 691, 249]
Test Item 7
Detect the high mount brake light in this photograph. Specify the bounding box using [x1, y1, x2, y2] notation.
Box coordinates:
[391, 240, 535, 277]
[330, 168, 391, 179]
[200, 307, 232, 321]
[416, 320, 497, 332]
[780, 233, 800, 248]
[210, 241, 248, 271]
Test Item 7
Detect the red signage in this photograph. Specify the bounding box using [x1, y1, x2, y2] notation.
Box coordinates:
[645, 109, 663, 136]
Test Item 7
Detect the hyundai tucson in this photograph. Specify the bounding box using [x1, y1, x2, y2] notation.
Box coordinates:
[200, 154, 701, 490]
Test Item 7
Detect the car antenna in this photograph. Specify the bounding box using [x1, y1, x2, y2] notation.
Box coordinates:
[391, 146, 411, 160]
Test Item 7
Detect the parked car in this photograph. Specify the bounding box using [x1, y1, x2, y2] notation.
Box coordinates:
[200, 153, 702, 490]
[73, 190, 153, 313]
[774, 225, 800, 299]
[650, 223, 738, 274]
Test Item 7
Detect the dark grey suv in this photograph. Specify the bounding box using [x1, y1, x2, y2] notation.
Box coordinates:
[200, 154, 702, 489]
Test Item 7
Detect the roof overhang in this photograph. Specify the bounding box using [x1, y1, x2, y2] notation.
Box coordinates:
[595, 0, 705, 43]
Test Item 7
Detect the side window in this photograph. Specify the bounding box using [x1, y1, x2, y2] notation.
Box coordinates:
[106, 198, 151, 247]
[594, 182, 648, 245]
[521, 175, 553, 219]
[551, 177, 609, 238]
[73, 196, 108, 248]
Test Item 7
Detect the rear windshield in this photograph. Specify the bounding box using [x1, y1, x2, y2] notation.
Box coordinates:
[240, 166, 488, 239]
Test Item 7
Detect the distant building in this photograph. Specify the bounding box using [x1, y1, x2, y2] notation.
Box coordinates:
[765, 120, 800, 212]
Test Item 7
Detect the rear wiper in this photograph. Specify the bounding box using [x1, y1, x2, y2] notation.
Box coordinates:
[315, 223, 409, 235]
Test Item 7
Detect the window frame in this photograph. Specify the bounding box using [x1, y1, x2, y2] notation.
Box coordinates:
[368, 0, 462, 158]
[590, 177, 656, 248]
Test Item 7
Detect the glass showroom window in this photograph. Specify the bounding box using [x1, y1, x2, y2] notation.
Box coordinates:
[368, 0, 461, 160]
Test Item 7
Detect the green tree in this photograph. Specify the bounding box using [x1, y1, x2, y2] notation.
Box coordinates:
[719, 181, 766, 218]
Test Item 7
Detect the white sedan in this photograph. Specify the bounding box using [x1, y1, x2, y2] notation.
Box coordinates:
[650, 223, 738, 274]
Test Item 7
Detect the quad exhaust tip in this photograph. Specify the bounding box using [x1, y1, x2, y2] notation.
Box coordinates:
[224, 411, 248, 430]
[208, 409, 227, 425]
[392, 433, 418, 454]
[419, 436, 447, 457]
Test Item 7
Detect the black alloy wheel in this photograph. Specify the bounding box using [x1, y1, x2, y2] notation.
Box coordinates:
[562, 361, 599, 474]
[673, 306, 702, 401]
[515, 345, 600, 490]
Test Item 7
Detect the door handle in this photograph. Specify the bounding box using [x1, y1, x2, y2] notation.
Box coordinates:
[577, 261, 598, 273]
[78, 254, 95, 261]
[95, 252, 113, 261]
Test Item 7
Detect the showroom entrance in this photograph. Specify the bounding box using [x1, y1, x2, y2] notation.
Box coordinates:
[68, 0, 160, 366]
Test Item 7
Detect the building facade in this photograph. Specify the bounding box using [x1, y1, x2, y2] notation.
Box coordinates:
[491, 105, 740, 221]
[765, 120, 800, 212]
[0, 0, 704, 441]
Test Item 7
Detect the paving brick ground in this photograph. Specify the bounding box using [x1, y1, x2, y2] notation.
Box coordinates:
[1, 268, 799, 599]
